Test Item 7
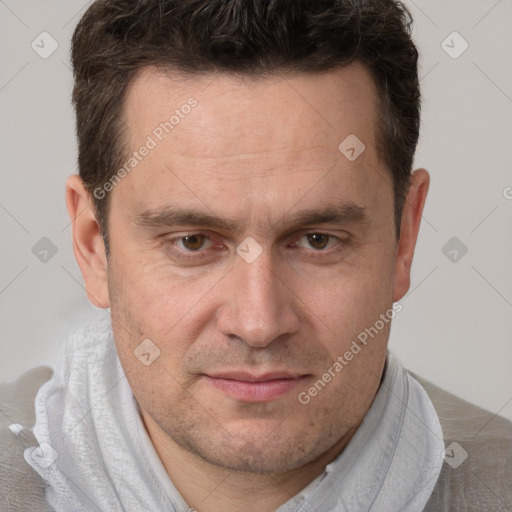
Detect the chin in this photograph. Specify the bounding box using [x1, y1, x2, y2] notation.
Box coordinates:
[175, 422, 329, 475]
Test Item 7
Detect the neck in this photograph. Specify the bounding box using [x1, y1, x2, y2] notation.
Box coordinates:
[141, 412, 360, 512]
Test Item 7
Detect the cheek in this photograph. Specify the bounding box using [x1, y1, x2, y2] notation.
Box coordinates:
[109, 247, 219, 331]
[106, 251, 227, 387]
[107, 260, 195, 414]
[293, 252, 395, 376]
[299, 254, 394, 323]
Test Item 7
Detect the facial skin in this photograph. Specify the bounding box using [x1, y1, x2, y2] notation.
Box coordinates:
[66, 62, 429, 512]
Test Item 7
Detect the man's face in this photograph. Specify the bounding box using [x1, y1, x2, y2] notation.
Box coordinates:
[106, 63, 398, 473]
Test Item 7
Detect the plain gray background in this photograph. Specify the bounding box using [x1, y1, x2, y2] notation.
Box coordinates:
[1, 0, 511, 422]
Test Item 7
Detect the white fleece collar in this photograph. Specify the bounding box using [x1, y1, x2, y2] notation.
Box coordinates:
[24, 310, 443, 512]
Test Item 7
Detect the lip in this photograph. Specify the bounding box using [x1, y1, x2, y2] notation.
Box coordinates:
[203, 371, 311, 402]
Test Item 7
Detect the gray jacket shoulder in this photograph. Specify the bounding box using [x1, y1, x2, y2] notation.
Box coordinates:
[412, 372, 512, 512]
[0, 366, 54, 511]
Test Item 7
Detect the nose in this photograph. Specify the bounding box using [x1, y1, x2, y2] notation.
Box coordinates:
[216, 250, 300, 348]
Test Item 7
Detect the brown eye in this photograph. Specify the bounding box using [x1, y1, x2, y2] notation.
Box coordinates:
[181, 234, 207, 251]
[306, 233, 330, 250]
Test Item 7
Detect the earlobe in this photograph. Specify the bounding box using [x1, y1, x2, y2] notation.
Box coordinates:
[392, 169, 430, 302]
[65, 175, 110, 308]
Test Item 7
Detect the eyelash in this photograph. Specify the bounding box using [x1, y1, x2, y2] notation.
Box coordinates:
[161, 231, 346, 262]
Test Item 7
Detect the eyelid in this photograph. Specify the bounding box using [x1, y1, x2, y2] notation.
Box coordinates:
[165, 232, 214, 248]
[161, 229, 348, 263]
[291, 231, 344, 250]
[161, 231, 224, 261]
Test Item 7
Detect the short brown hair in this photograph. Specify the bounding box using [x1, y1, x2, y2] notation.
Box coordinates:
[71, 0, 420, 252]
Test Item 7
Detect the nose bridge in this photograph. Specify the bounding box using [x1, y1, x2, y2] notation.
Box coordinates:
[218, 251, 299, 347]
[241, 255, 279, 309]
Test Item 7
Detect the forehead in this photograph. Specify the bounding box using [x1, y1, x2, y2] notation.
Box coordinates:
[116, 63, 390, 222]
[122, 62, 380, 159]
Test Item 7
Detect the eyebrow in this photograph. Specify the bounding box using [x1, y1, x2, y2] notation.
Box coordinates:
[133, 202, 369, 233]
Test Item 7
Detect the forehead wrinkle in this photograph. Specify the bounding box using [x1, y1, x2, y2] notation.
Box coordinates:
[158, 157, 341, 187]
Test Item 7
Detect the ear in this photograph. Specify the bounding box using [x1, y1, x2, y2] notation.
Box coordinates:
[392, 169, 430, 302]
[65, 174, 110, 308]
